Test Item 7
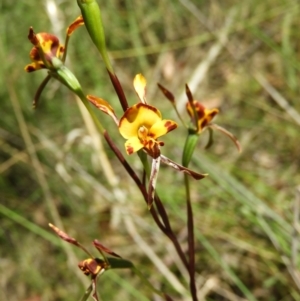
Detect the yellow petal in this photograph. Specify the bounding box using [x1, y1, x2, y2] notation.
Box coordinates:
[133, 74, 147, 103]
[125, 137, 144, 154]
[119, 103, 162, 139]
[149, 119, 178, 138]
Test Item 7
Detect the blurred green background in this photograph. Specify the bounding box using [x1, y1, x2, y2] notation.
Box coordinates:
[1, 0, 300, 300]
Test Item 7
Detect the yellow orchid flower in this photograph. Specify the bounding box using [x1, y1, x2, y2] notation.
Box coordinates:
[119, 103, 177, 157]
[186, 100, 219, 133]
[87, 74, 178, 158]
[184, 84, 218, 133]
[87, 75, 206, 208]
[24, 27, 65, 72]
[25, 17, 84, 73]
[24, 17, 84, 107]
[158, 83, 241, 152]
[118, 74, 177, 157]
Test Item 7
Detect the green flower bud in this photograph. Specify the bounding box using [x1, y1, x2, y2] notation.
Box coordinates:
[182, 133, 199, 167]
[77, 0, 113, 72]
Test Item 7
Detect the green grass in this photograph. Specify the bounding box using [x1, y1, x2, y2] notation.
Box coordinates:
[1, 0, 300, 300]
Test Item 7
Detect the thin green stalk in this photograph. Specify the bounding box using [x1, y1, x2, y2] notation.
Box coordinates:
[62, 34, 70, 63]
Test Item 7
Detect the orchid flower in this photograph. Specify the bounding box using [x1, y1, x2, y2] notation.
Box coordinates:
[24, 16, 84, 107]
[118, 103, 177, 158]
[158, 83, 241, 167]
[87, 74, 207, 207]
[24, 29, 65, 72]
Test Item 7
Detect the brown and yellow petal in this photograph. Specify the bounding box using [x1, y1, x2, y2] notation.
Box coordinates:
[149, 119, 177, 139]
[198, 108, 219, 130]
[28, 28, 64, 61]
[37, 33, 63, 59]
[78, 258, 103, 276]
[29, 47, 42, 61]
[24, 62, 45, 72]
[186, 100, 203, 119]
[187, 100, 218, 132]
[67, 15, 84, 36]
[87, 95, 118, 125]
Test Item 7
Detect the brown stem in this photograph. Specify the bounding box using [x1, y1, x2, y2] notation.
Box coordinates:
[103, 131, 165, 230]
[184, 174, 198, 301]
[154, 195, 189, 269]
[103, 131, 189, 272]
[107, 69, 129, 112]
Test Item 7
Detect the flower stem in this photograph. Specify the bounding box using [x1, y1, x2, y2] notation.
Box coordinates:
[107, 69, 129, 112]
[154, 195, 189, 270]
[182, 133, 199, 301]
[184, 174, 198, 301]
[103, 132, 189, 272]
